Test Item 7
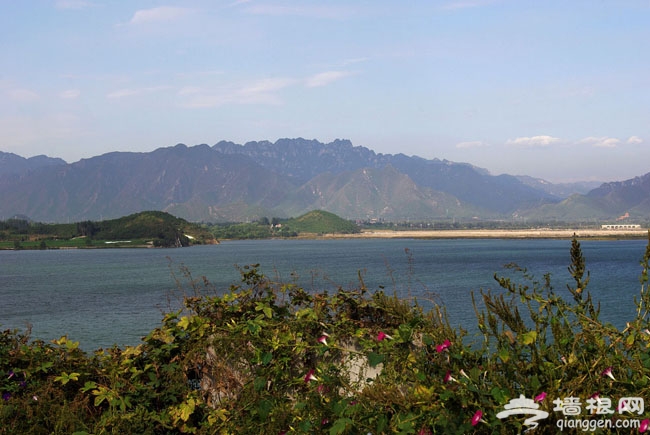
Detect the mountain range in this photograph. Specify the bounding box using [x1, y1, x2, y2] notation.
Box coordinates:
[0, 138, 647, 223]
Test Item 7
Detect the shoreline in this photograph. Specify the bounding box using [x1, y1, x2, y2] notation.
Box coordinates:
[318, 228, 650, 240]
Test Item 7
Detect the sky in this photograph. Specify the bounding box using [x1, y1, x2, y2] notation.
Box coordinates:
[1, 1, 649, 183]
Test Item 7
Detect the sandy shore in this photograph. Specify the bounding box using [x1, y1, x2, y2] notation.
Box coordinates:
[321, 228, 649, 240]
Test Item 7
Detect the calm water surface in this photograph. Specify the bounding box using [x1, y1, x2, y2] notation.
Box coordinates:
[1, 239, 647, 350]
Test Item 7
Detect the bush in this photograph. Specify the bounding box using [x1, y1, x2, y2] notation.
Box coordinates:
[2, 234, 650, 433]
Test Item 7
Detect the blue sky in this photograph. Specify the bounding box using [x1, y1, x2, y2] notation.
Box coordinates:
[1, 1, 648, 182]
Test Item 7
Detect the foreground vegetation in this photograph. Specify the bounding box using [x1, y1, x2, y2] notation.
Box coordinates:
[0, 211, 216, 249]
[2, 234, 650, 433]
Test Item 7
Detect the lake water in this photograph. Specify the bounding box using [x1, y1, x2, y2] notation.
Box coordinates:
[1, 238, 648, 351]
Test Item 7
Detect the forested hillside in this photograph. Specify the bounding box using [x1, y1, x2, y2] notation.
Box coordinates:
[0, 211, 216, 249]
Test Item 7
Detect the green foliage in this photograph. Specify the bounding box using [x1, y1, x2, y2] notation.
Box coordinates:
[208, 210, 357, 239]
[209, 222, 275, 239]
[2, 233, 650, 433]
[286, 210, 360, 234]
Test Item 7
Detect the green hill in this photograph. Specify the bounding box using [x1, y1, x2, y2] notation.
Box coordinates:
[285, 210, 360, 234]
[91, 211, 217, 247]
[0, 211, 217, 249]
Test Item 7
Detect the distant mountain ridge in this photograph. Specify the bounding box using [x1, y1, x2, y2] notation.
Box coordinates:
[0, 145, 293, 222]
[213, 138, 559, 214]
[0, 139, 647, 223]
[523, 173, 650, 221]
[0, 151, 66, 176]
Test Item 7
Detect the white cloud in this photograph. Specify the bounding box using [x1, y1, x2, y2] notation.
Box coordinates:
[627, 136, 643, 144]
[456, 141, 487, 149]
[178, 86, 202, 96]
[241, 78, 295, 95]
[441, 0, 497, 11]
[179, 78, 295, 108]
[129, 6, 190, 25]
[106, 86, 170, 99]
[0, 113, 85, 148]
[7, 88, 39, 102]
[59, 89, 81, 99]
[179, 70, 352, 109]
[506, 135, 560, 147]
[305, 71, 352, 88]
[578, 136, 621, 148]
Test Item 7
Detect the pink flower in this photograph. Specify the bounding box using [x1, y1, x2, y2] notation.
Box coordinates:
[640, 418, 650, 433]
[534, 392, 547, 402]
[443, 370, 456, 383]
[304, 369, 318, 383]
[601, 366, 616, 381]
[436, 339, 451, 353]
[471, 410, 483, 426]
[317, 384, 329, 394]
[377, 331, 393, 341]
[318, 335, 329, 346]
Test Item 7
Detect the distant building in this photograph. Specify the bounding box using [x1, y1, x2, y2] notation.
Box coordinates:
[601, 224, 641, 229]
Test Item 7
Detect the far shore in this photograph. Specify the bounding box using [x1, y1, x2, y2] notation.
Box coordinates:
[317, 228, 650, 240]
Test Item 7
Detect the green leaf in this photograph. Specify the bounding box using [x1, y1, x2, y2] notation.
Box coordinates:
[38, 361, 54, 373]
[177, 316, 191, 330]
[54, 371, 80, 385]
[530, 375, 541, 391]
[398, 324, 412, 341]
[258, 399, 272, 420]
[375, 414, 388, 433]
[254, 376, 267, 391]
[247, 319, 262, 335]
[261, 351, 273, 365]
[255, 301, 273, 318]
[519, 330, 537, 345]
[497, 347, 510, 363]
[178, 398, 196, 422]
[368, 352, 385, 368]
[65, 339, 80, 351]
[81, 381, 98, 393]
[330, 418, 353, 435]
[491, 386, 510, 405]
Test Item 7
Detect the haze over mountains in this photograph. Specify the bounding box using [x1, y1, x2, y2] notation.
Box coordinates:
[0, 138, 647, 223]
